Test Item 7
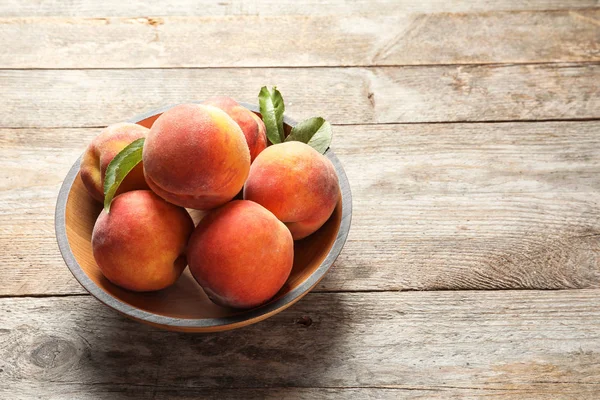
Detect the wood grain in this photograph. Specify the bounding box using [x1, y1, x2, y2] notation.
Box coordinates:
[2, 0, 597, 17]
[2, 1, 599, 396]
[2, 121, 599, 296]
[2, 10, 598, 68]
[1, 291, 600, 398]
[1, 64, 599, 129]
[5, 386, 596, 400]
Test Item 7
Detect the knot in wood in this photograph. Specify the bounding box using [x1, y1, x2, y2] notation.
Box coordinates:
[30, 337, 78, 369]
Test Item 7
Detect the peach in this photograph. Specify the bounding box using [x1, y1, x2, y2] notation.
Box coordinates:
[188, 200, 294, 309]
[80, 123, 149, 202]
[203, 96, 267, 162]
[142, 104, 250, 210]
[244, 141, 340, 240]
[92, 190, 194, 292]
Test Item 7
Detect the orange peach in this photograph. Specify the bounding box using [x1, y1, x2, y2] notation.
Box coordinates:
[142, 104, 250, 210]
[202, 96, 267, 162]
[92, 190, 194, 292]
[188, 200, 294, 309]
[244, 141, 340, 240]
[80, 123, 149, 202]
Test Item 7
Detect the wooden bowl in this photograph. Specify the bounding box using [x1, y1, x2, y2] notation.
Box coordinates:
[55, 103, 352, 332]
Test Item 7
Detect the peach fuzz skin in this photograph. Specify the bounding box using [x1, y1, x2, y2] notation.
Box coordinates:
[142, 104, 250, 210]
[80, 123, 149, 202]
[203, 96, 267, 162]
[92, 190, 194, 292]
[244, 141, 340, 240]
[188, 200, 294, 309]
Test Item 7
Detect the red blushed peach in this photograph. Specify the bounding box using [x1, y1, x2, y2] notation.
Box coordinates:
[244, 141, 340, 240]
[92, 190, 194, 292]
[188, 200, 294, 309]
[203, 96, 267, 162]
[142, 104, 250, 210]
[80, 123, 149, 202]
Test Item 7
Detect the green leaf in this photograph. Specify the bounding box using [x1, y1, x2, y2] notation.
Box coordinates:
[103, 138, 145, 212]
[285, 117, 332, 154]
[258, 86, 285, 144]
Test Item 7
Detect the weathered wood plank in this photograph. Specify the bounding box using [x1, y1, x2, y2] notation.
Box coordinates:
[1, 121, 599, 296]
[1, 64, 599, 128]
[4, 385, 598, 400]
[2, 0, 597, 17]
[1, 291, 600, 397]
[2, 10, 599, 68]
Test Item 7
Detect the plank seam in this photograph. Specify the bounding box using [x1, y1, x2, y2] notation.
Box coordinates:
[1, 60, 599, 70]
[3, 117, 600, 130]
[1, 288, 597, 299]
[15, 382, 600, 390]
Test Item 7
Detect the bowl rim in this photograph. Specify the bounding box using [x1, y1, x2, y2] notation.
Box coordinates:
[55, 102, 352, 331]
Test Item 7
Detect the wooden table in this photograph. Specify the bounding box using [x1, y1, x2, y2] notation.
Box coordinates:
[1, 1, 599, 398]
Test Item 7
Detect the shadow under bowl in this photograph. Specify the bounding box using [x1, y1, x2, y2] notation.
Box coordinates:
[55, 103, 352, 332]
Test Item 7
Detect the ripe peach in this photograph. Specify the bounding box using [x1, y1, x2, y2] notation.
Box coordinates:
[202, 96, 267, 162]
[92, 190, 194, 292]
[188, 200, 294, 309]
[244, 141, 340, 240]
[142, 104, 250, 210]
[80, 123, 149, 202]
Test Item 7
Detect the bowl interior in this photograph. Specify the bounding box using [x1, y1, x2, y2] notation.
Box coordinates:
[63, 111, 343, 323]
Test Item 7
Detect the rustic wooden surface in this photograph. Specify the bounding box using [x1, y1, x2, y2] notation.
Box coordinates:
[3, 10, 600, 68]
[2, 291, 600, 399]
[1, 1, 599, 398]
